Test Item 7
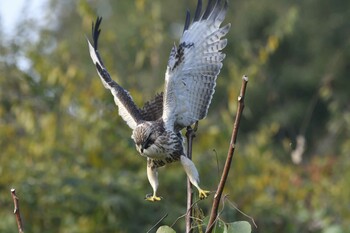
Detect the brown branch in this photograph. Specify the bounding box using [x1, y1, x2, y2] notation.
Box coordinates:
[11, 188, 24, 233]
[185, 121, 198, 233]
[205, 75, 248, 233]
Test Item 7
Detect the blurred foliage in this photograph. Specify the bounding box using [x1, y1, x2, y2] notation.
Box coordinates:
[0, 0, 349, 232]
[157, 220, 251, 233]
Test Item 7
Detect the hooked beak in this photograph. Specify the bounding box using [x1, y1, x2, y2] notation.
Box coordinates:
[140, 143, 146, 153]
[137, 144, 145, 154]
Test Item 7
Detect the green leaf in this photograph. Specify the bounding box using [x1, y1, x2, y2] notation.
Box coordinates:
[226, 221, 251, 233]
[156, 225, 176, 233]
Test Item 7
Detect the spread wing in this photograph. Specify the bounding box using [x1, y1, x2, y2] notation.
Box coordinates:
[162, 0, 230, 130]
[87, 17, 143, 130]
[139, 93, 164, 121]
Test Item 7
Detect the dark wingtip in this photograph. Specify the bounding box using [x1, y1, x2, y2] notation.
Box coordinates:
[202, 0, 215, 19]
[193, 0, 202, 22]
[209, 0, 223, 21]
[92, 16, 103, 50]
[183, 9, 191, 32]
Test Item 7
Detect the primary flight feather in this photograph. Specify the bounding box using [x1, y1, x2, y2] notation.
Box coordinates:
[87, 0, 230, 201]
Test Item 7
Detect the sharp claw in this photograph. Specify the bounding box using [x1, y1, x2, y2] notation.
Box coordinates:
[145, 194, 163, 202]
[198, 189, 210, 200]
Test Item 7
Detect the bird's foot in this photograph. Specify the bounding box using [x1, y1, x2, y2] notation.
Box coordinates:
[199, 189, 210, 200]
[145, 194, 162, 202]
[198, 189, 210, 200]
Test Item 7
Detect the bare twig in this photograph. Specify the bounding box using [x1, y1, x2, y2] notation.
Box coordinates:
[207, 194, 230, 232]
[211, 194, 229, 232]
[171, 198, 203, 228]
[11, 189, 24, 233]
[185, 121, 198, 233]
[205, 75, 248, 233]
[146, 213, 168, 233]
[225, 197, 257, 228]
[212, 149, 221, 182]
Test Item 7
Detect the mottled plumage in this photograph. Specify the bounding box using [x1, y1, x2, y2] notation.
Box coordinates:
[87, 0, 230, 201]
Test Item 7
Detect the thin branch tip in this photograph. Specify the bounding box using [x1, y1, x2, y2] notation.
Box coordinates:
[242, 75, 248, 82]
[147, 213, 168, 233]
[11, 188, 24, 233]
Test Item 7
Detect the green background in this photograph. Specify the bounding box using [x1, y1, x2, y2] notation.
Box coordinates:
[1, 0, 349, 232]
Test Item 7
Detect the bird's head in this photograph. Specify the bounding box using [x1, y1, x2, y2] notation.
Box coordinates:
[132, 122, 156, 155]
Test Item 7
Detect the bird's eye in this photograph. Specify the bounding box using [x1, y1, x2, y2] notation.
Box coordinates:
[143, 133, 154, 149]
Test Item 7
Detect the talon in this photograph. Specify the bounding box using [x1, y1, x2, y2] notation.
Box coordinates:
[145, 194, 162, 202]
[198, 189, 210, 200]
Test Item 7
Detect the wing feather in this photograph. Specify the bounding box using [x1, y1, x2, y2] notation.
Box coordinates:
[87, 17, 143, 130]
[139, 93, 164, 121]
[183, 10, 191, 32]
[162, 0, 230, 130]
[193, 0, 203, 22]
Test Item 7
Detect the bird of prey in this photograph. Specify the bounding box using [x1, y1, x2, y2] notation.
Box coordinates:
[87, 0, 230, 202]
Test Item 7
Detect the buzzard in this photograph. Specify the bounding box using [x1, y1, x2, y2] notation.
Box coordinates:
[87, 0, 230, 201]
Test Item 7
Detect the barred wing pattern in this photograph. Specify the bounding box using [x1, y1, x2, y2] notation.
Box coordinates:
[87, 17, 143, 130]
[139, 93, 164, 121]
[163, 0, 230, 130]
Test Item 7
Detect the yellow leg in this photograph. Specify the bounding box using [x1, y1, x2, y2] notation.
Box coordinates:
[146, 161, 162, 201]
[180, 155, 210, 200]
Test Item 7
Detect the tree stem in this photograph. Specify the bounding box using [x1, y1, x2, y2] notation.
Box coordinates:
[206, 75, 248, 233]
[185, 121, 198, 233]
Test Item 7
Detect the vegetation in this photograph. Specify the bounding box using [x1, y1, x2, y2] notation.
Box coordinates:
[0, 0, 349, 232]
